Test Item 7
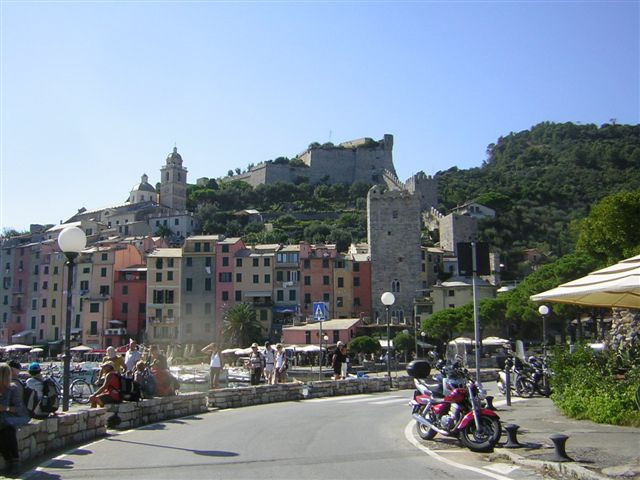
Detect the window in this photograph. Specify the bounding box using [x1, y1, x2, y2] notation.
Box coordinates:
[337, 297, 343, 307]
[101, 253, 108, 261]
[167, 271, 173, 281]
[335, 259, 345, 269]
[338, 277, 344, 288]
[276, 290, 284, 301]
[156, 259, 163, 269]
[153, 290, 164, 303]
[122, 302, 128, 314]
[260, 310, 267, 321]
[304, 276, 311, 286]
[219, 272, 232, 282]
[305, 331, 311, 344]
[174, 218, 179, 226]
[122, 285, 128, 295]
[204, 303, 212, 314]
[42, 281, 48, 290]
[354, 297, 361, 307]
[101, 267, 107, 277]
[253, 275, 259, 284]
[31, 299, 36, 310]
[156, 272, 162, 282]
[186, 278, 193, 291]
[235, 291, 242, 301]
[75, 314, 80, 328]
[448, 290, 455, 297]
[353, 277, 360, 287]
[205, 278, 212, 291]
[194, 242, 201, 252]
[168, 258, 174, 268]
[232, 258, 239, 267]
[33, 282, 37, 292]
[304, 293, 311, 305]
[186, 257, 192, 267]
[303, 259, 310, 269]
[252, 258, 259, 267]
[333, 331, 340, 343]
[52, 299, 57, 308]
[40, 315, 45, 324]
[323, 293, 330, 302]
[323, 276, 330, 285]
[289, 290, 296, 301]
[222, 291, 229, 301]
[221, 256, 229, 267]
[100, 285, 110, 295]
[80, 280, 89, 291]
[236, 273, 242, 282]
[276, 271, 283, 282]
[221, 245, 229, 253]
[53, 266, 58, 275]
[139, 303, 146, 314]
[41, 299, 47, 308]
[53, 283, 58, 291]
[264, 274, 270, 283]
[392, 210, 398, 219]
[90, 303, 99, 313]
[264, 258, 270, 267]
[90, 321, 98, 335]
[322, 259, 329, 268]
[205, 257, 212, 267]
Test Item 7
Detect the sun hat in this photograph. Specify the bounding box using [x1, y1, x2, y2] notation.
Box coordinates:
[27, 362, 41, 373]
[276, 343, 283, 349]
[106, 346, 116, 358]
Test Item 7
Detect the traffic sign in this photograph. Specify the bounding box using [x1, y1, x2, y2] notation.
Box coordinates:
[313, 302, 326, 321]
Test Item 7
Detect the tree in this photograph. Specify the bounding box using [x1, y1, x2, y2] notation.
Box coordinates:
[222, 303, 262, 347]
[422, 309, 465, 344]
[576, 189, 640, 266]
[156, 225, 173, 239]
[348, 336, 379, 355]
[393, 331, 414, 361]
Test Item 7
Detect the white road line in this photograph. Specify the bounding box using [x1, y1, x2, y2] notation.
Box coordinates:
[403, 421, 514, 480]
[369, 398, 410, 405]
[305, 394, 372, 403]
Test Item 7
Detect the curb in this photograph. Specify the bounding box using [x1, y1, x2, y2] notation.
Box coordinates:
[492, 448, 614, 480]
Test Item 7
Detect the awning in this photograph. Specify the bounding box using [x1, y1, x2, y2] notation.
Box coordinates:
[273, 306, 297, 313]
[244, 291, 272, 298]
[379, 339, 394, 349]
[11, 330, 35, 339]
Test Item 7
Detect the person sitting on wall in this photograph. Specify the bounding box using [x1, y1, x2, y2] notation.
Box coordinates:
[148, 347, 176, 396]
[89, 362, 122, 408]
[102, 347, 125, 376]
[0, 363, 30, 476]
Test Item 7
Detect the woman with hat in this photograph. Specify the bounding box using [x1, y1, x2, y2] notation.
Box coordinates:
[102, 347, 125, 375]
[89, 362, 121, 408]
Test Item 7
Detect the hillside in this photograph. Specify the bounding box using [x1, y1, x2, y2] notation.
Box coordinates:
[435, 122, 640, 263]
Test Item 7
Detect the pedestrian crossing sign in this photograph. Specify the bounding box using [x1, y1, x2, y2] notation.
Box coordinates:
[313, 302, 326, 321]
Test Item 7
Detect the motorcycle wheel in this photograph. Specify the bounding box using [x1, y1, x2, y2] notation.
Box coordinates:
[515, 377, 535, 398]
[459, 416, 501, 452]
[538, 384, 552, 397]
[414, 407, 437, 440]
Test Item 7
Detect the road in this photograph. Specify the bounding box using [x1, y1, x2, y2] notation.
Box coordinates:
[26, 390, 545, 480]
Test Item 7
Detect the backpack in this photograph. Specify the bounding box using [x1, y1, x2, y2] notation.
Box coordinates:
[137, 370, 156, 398]
[118, 374, 142, 402]
[35, 377, 60, 417]
[18, 380, 39, 418]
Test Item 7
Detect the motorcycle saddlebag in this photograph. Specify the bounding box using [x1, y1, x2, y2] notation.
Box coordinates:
[406, 360, 431, 379]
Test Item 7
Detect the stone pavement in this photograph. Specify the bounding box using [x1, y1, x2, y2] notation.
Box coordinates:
[490, 395, 640, 480]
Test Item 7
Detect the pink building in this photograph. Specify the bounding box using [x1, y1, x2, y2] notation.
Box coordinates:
[299, 243, 337, 319]
[215, 237, 245, 338]
[281, 318, 363, 346]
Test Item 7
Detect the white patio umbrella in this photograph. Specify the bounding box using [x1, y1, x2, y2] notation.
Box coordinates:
[29, 347, 44, 353]
[530, 254, 640, 308]
[4, 344, 33, 351]
[299, 345, 322, 353]
[70, 345, 93, 352]
[221, 348, 240, 355]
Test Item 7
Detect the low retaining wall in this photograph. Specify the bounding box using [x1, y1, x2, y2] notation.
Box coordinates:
[104, 392, 209, 430]
[0, 409, 108, 470]
[208, 377, 392, 409]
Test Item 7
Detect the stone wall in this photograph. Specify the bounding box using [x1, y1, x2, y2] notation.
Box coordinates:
[606, 308, 640, 353]
[104, 392, 208, 430]
[208, 377, 395, 409]
[0, 409, 108, 470]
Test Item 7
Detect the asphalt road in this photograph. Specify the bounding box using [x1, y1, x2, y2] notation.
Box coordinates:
[26, 389, 545, 480]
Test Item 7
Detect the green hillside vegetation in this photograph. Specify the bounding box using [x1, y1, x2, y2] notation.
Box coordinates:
[436, 122, 640, 269]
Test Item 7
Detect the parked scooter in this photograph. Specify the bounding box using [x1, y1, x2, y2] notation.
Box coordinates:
[408, 356, 501, 452]
[497, 354, 552, 397]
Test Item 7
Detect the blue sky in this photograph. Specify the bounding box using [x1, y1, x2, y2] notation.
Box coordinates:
[1, 1, 638, 231]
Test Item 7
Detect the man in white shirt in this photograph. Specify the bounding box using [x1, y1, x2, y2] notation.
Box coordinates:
[124, 341, 142, 373]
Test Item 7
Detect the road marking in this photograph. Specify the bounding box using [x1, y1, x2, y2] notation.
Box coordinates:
[369, 398, 410, 405]
[305, 394, 373, 403]
[404, 421, 514, 480]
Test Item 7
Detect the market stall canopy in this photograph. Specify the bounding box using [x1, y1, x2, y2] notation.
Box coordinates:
[530, 254, 640, 308]
[70, 345, 93, 352]
[448, 337, 473, 345]
[482, 336, 510, 346]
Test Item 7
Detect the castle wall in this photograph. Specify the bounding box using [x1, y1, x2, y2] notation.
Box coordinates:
[439, 213, 478, 253]
[367, 186, 422, 323]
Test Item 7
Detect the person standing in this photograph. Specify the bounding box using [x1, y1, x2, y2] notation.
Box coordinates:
[0, 363, 29, 476]
[201, 343, 223, 389]
[332, 341, 346, 380]
[340, 344, 349, 379]
[124, 341, 142, 374]
[273, 344, 288, 384]
[248, 343, 264, 385]
[263, 342, 275, 385]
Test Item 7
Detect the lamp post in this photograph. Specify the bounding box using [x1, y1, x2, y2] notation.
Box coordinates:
[538, 305, 550, 358]
[421, 331, 426, 357]
[402, 329, 409, 363]
[57, 226, 87, 412]
[380, 292, 395, 380]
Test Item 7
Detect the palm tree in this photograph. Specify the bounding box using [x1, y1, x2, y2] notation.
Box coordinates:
[222, 303, 262, 347]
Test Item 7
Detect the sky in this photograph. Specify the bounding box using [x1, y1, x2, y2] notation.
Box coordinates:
[1, 1, 638, 232]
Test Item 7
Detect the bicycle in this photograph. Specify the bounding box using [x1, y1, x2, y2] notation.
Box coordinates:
[45, 369, 94, 405]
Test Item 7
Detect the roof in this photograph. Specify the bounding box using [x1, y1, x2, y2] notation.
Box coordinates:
[147, 248, 182, 258]
[219, 237, 242, 245]
[278, 245, 300, 252]
[185, 235, 222, 241]
[47, 222, 82, 232]
[282, 318, 362, 331]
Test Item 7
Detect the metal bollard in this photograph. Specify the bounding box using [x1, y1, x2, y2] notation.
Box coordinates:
[503, 423, 522, 448]
[549, 434, 573, 462]
[485, 395, 496, 411]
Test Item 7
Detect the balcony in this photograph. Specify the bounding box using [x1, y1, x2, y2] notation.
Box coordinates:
[10, 305, 24, 313]
[104, 328, 127, 336]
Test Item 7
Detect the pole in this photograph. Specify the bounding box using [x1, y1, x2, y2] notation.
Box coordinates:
[413, 306, 418, 359]
[542, 313, 547, 359]
[471, 242, 482, 387]
[318, 320, 323, 380]
[62, 253, 77, 412]
[386, 305, 391, 380]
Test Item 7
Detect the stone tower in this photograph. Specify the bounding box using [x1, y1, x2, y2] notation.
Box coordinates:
[160, 147, 188, 211]
[367, 185, 422, 324]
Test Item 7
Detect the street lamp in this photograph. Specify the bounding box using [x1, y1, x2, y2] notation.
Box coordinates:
[538, 304, 550, 358]
[421, 332, 426, 357]
[58, 226, 87, 412]
[402, 329, 409, 362]
[380, 292, 395, 380]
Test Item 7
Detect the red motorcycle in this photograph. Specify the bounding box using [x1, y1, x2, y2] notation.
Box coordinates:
[407, 358, 501, 452]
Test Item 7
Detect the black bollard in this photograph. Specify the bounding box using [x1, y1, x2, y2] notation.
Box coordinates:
[485, 395, 497, 411]
[503, 423, 522, 448]
[549, 434, 573, 462]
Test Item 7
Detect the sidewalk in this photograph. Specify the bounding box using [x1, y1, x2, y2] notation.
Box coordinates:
[491, 395, 640, 480]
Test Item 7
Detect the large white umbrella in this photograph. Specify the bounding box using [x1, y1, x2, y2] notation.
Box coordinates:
[530, 254, 640, 308]
[4, 344, 33, 351]
[29, 347, 44, 353]
[70, 345, 93, 352]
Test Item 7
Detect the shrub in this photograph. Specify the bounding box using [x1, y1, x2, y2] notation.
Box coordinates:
[548, 345, 640, 427]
